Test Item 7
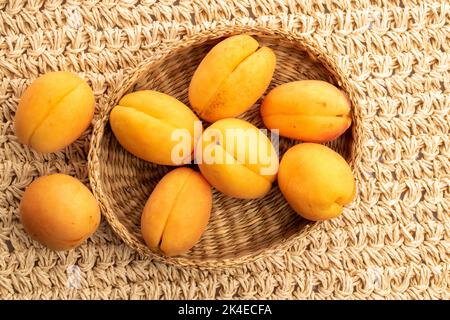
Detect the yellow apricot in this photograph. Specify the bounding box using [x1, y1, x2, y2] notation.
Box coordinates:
[261, 80, 352, 142]
[14, 71, 95, 153]
[189, 35, 276, 122]
[196, 118, 279, 199]
[278, 143, 355, 221]
[110, 90, 200, 166]
[141, 167, 212, 256]
[20, 174, 100, 251]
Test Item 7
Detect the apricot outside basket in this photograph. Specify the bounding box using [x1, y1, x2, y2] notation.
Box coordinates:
[88, 26, 359, 269]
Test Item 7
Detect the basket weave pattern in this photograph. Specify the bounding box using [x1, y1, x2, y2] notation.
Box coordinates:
[1, 0, 449, 298]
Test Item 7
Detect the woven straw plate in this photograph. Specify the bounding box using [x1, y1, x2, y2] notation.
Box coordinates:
[88, 26, 358, 269]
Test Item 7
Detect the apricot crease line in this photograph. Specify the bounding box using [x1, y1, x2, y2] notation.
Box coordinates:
[156, 170, 193, 249]
[115, 105, 178, 131]
[27, 81, 84, 145]
[216, 143, 274, 183]
[198, 46, 260, 118]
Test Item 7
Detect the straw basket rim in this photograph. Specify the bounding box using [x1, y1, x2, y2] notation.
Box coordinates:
[87, 25, 359, 269]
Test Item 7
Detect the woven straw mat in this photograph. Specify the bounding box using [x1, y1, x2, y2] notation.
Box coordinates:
[1, 0, 449, 299]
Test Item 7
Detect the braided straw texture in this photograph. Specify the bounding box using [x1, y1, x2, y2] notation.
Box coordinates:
[1, 0, 449, 299]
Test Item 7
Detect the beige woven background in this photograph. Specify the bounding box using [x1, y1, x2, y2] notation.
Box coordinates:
[1, 0, 449, 299]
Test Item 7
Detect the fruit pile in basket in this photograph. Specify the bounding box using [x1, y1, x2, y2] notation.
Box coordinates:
[14, 35, 355, 256]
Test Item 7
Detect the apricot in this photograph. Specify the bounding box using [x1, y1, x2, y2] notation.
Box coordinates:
[196, 118, 278, 199]
[20, 174, 100, 251]
[261, 80, 352, 142]
[14, 71, 95, 153]
[110, 90, 200, 165]
[278, 143, 355, 221]
[141, 167, 212, 256]
[189, 35, 276, 122]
